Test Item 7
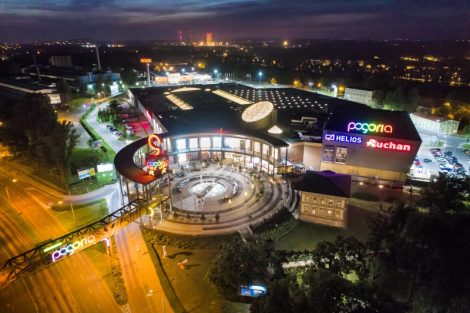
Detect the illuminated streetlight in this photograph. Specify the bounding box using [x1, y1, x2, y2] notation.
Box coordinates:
[258, 71, 263, 84]
[12, 178, 17, 183]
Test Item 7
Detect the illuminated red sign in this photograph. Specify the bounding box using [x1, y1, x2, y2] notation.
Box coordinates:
[365, 139, 411, 152]
[146, 134, 168, 176]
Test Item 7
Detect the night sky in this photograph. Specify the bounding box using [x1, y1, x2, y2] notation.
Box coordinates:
[1, 0, 469, 42]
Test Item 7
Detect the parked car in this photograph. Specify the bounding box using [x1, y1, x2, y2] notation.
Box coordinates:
[423, 158, 432, 163]
[106, 124, 113, 130]
[444, 151, 453, 156]
[114, 131, 122, 137]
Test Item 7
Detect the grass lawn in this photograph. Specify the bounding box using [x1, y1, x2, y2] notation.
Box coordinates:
[462, 143, 470, 150]
[68, 171, 116, 195]
[155, 244, 249, 313]
[142, 229, 249, 313]
[51, 198, 108, 231]
[275, 205, 374, 251]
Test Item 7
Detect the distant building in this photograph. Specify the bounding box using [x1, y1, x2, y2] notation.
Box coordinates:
[0, 79, 62, 105]
[49, 56, 73, 68]
[410, 112, 459, 135]
[293, 170, 351, 228]
[206, 33, 214, 46]
[23, 67, 121, 95]
[344, 88, 376, 106]
[178, 30, 184, 43]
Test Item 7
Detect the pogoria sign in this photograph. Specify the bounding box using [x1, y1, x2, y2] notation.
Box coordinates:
[50, 236, 110, 262]
[347, 122, 393, 134]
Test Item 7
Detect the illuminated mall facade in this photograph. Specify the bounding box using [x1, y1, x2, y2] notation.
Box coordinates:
[127, 83, 421, 186]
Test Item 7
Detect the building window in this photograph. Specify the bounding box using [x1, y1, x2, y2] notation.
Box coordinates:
[212, 136, 222, 148]
[200, 137, 211, 149]
[254, 141, 261, 153]
[176, 138, 186, 150]
[189, 138, 198, 149]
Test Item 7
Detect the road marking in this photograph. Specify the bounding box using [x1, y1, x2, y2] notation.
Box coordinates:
[88, 287, 93, 294]
[97, 303, 102, 310]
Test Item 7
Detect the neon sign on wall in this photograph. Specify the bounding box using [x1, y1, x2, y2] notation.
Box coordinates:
[347, 122, 393, 134]
[324, 133, 362, 144]
[51, 236, 110, 262]
[365, 139, 411, 152]
[146, 134, 168, 177]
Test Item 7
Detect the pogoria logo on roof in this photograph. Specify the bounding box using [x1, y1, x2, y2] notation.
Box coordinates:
[347, 122, 393, 134]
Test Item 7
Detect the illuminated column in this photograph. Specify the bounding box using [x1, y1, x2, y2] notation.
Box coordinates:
[167, 173, 173, 213]
[146, 63, 151, 87]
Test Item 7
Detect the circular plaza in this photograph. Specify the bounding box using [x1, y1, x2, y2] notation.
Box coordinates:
[114, 136, 289, 235]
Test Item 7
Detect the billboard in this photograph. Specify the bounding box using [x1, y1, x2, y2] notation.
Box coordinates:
[335, 147, 348, 164]
[322, 145, 335, 162]
[78, 168, 96, 180]
[97, 163, 114, 173]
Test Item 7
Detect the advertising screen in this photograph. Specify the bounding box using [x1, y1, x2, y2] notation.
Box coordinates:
[322, 145, 335, 162]
[335, 147, 348, 164]
[240, 285, 267, 297]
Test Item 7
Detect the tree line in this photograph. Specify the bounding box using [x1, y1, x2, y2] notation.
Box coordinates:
[206, 174, 470, 313]
[0, 94, 78, 188]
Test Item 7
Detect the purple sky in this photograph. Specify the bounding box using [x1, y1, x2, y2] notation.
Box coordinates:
[1, 0, 469, 42]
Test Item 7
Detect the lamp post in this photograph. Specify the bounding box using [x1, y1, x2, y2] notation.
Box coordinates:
[258, 71, 263, 84]
[213, 69, 218, 80]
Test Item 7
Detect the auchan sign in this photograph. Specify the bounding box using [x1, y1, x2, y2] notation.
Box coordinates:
[347, 122, 393, 134]
[365, 138, 411, 152]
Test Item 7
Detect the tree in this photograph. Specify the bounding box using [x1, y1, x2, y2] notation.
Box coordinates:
[418, 173, 470, 214]
[121, 68, 138, 86]
[368, 202, 470, 312]
[206, 240, 269, 299]
[250, 279, 294, 313]
[0, 94, 78, 187]
[312, 236, 369, 280]
[56, 78, 72, 105]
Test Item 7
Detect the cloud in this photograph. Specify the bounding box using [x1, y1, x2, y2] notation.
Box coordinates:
[0, 0, 468, 42]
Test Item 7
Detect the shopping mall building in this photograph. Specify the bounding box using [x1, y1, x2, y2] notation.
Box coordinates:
[127, 83, 421, 186]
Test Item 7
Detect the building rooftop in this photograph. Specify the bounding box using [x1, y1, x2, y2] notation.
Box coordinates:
[325, 106, 422, 142]
[292, 170, 352, 198]
[411, 112, 453, 123]
[131, 83, 368, 145]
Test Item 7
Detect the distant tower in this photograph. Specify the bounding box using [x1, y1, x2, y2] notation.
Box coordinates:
[206, 33, 214, 46]
[178, 30, 184, 43]
[189, 30, 193, 43]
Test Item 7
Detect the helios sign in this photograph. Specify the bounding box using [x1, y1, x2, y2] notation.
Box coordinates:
[347, 122, 393, 134]
[324, 133, 362, 144]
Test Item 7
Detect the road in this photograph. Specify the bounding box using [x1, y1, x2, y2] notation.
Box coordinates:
[115, 222, 173, 313]
[58, 105, 92, 149]
[0, 165, 120, 313]
[85, 102, 127, 152]
[1, 94, 173, 313]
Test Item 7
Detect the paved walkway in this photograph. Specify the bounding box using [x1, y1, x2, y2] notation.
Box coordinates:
[146, 166, 287, 235]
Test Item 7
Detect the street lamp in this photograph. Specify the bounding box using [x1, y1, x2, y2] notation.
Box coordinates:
[258, 71, 263, 84]
[213, 69, 218, 79]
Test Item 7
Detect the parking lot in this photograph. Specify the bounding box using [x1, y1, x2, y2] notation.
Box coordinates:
[410, 130, 470, 181]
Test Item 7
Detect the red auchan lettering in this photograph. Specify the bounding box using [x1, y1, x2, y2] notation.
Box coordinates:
[366, 139, 411, 152]
[347, 122, 393, 134]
